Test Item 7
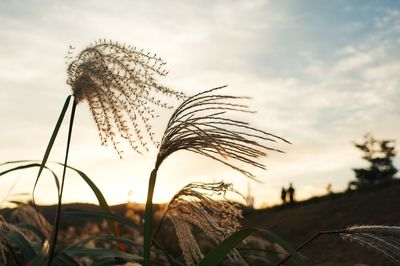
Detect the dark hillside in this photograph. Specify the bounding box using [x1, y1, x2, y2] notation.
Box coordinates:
[243, 181, 400, 265]
[1, 182, 398, 265]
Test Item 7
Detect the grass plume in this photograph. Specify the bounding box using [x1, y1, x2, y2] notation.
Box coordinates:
[144, 86, 288, 265]
[67, 39, 186, 156]
[155, 86, 289, 178]
[340, 225, 400, 265]
[163, 182, 245, 266]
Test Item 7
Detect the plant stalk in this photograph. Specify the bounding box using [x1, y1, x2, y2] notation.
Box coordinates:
[276, 229, 346, 266]
[47, 99, 77, 265]
[143, 167, 159, 266]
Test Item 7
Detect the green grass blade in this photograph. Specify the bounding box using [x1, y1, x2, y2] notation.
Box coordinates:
[143, 168, 158, 266]
[48, 99, 77, 266]
[52, 253, 80, 266]
[16, 223, 46, 243]
[0, 160, 123, 248]
[56, 235, 163, 264]
[0, 160, 37, 167]
[63, 247, 142, 261]
[60, 164, 122, 239]
[55, 235, 141, 262]
[197, 228, 257, 266]
[31, 96, 71, 265]
[92, 259, 122, 266]
[0, 163, 60, 195]
[63, 209, 139, 228]
[70, 235, 139, 247]
[6, 230, 36, 261]
[32, 95, 71, 203]
[197, 228, 306, 266]
[257, 228, 306, 266]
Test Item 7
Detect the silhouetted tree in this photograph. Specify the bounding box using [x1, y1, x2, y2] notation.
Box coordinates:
[349, 134, 397, 189]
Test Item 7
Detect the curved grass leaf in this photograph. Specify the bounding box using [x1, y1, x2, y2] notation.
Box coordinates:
[197, 228, 257, 266]
[55, 235, 169, 264]
[55, 236, 139, 263]
[63, 209, 139, 228]
[6, 230, 36, 261]
[257, 228, 305, 265]
[0, 163, 60, 194]
[197, 228, 306, 266]
[0, 160, 124, 249]
[63, 247, 142, 262]
[32, 95, 71, 201]
[92, 257, 139, 266]
[92, 258, 125, 266]
[59, 163, 123, 241]
[16, 223, 46, 243]
[52, 253, 80, 266]
[67, 235, 139, 248]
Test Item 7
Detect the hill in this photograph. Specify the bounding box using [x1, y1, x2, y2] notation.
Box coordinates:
[2, 182, 399, 265]
[243, 181, 400, 265]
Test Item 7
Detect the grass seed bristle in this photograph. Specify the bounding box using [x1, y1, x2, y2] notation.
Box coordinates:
[67, 40, 187, 156]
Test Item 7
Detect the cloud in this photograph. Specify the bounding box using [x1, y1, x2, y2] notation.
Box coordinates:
[0, 1, 399, 206]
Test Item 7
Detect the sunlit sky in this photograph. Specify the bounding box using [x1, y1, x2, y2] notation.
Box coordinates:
[1, 0, 399, 208]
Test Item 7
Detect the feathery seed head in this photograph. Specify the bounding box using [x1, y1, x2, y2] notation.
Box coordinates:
[66, 40, 186, 156]
[156, 86, 289, 178]
[341, 225, 400, 265]
[164, 182, 246, 265]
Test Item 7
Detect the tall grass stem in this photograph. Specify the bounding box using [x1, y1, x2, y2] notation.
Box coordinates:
[47, 99, 77, 265]
[143, 168, 158, 266]
[276, 230, 345, 266]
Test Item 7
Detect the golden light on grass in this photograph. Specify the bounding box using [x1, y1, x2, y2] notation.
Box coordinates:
[162, 182, 245, 266]
[67, 39, 186, 157]
[155, 86, 290, 178]
[341, 225, 400, 265]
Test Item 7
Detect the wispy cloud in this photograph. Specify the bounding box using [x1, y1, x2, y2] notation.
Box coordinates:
[0, 0, 399, 206]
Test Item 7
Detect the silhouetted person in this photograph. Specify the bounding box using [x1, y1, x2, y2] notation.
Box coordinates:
[288, 183, 295, 206]
[280, 187, 287, 204]
[326, 183, 332, 195]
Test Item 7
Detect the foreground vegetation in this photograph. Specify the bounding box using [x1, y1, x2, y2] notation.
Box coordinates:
[0, 40, 399, 265]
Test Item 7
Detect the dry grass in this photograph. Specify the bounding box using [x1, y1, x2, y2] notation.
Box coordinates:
[163, 182, 245, 265]
[67, 40, 186, 156]
[341, 225, 400, 265]
[155, 86, 289, 178]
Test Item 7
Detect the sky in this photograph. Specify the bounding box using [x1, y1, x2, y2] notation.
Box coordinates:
[0, 0, 399, 208]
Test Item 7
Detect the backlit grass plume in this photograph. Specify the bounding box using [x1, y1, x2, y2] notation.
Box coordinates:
[340, 225, 400, 265]
[163, 182, 245, 266]
[39, 40, 188, 265]
[155, 86, 289, 177]
[143, 86, 289, 265]
[67, 39, 186, 156]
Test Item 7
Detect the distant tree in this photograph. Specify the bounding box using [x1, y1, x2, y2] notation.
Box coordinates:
[349, 134, 397, 189]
